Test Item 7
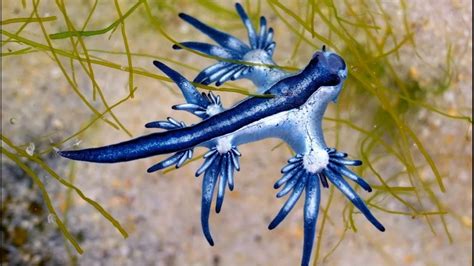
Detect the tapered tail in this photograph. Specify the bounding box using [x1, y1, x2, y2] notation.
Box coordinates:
[58, 131, 188, 163]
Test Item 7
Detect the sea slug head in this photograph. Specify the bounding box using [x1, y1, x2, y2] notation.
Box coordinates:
[305, 46, 347, 82]
[302, 46, 348, 102]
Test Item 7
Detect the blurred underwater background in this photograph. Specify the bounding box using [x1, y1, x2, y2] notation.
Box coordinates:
[1, 0, 472, 265]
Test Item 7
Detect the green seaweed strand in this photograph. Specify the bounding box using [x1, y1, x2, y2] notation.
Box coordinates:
[1, 135, 129, 239]
[49, 0, 144, 39]
[1, 147, 84, 254]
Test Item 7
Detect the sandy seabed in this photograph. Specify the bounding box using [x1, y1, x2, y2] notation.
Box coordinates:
[1, 0, 472, 265]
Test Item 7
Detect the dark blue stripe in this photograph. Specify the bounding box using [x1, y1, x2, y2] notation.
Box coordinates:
[59, 60, 340, 163]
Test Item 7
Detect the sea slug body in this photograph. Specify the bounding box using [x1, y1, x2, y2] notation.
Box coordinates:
[59, 3, 384, 265]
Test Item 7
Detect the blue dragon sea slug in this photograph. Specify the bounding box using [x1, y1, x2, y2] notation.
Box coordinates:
[59, 3, 384, 265]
